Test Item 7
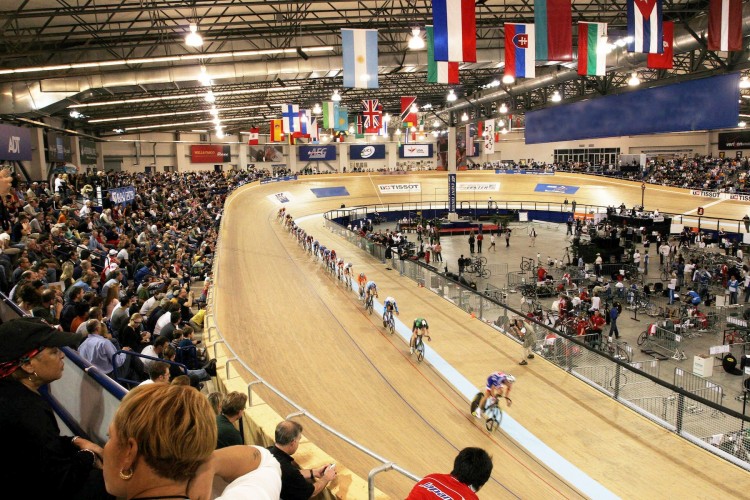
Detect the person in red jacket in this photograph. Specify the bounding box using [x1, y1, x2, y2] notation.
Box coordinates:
[407, 447, 493, 499]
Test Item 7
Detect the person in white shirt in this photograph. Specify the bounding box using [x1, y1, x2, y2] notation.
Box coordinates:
[589, 294, 601, 312]
[138, 361, 170, 385]
[188, 445, 282, 500]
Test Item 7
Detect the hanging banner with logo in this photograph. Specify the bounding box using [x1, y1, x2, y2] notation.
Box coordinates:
[299, 145, 337, 161]
[79, 140, 98, 164]
[398, 144, 433, 158]
[0, 125, 32, 161]
[109, 186, 136, 205]
[448, 173, 457, 212]
[349, 144, 386, 160]
[718, 131, 750, 150]
[260, 175, 297, 185]
[190, 145, 231, 163]
[378, 183, 421, 194]
[47, 132, 72, 162]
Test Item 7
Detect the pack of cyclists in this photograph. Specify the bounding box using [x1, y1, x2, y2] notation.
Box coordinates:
[281, 211, 517, 422]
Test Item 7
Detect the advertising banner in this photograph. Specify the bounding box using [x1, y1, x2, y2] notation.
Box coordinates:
[47, 132, 72, 162]
[456, 182, 500, 192]
[690, 189, 720, 199]
[349, 144, 386, 160]
[299, 145, 337, 161]
[190, 145, 231, 163]
[260, 175, 297, 185]
[495, 169, 553, 175]
[448, 174, 456, 212]
[378, 183, 421, 194]
[266, 192, 294, 204]
[718, 131, 750, 150]
[534, 183, 580, 194]
[0, 125, 32, 161]
[79, 140, 98, 164]
[109, 186, 136, 205]
[398, 144, 433, 158]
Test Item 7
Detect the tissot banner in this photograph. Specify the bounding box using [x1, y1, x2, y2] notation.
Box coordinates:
[0, 124, 31, 161]
[190, 145, 231, 163]
[398, 143, 433, 158]
[349, 144, 386, 160]
[299, 145, 337, 161]
[378, 183, 421, 194]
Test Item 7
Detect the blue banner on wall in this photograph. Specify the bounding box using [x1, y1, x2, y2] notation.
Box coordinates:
[398, 144, 433, 158]
[526, 73, 740, 144]
[534, 183, 579, 194]
[349, 144, 386, 160]
[0, 125, 32, 161]
[448, 173, 456, 212]
[260, 175, 297, 184]
[311, 187, 349, 198]
[109, 186, 136, 205]
[299, 145, 337, 161]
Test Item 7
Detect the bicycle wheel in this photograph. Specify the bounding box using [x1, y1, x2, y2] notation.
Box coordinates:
[388, 319, 395, 335]
[479, 268, 491, 279]
[416, 340, 425, 362]
[478, 256, 488, 265]
[616, 344, 631, 363]
[485, 407, 503, 431]
[366, 299, 373, 315]
[470, 392, 482, 414]
[637, 331, 647, 345]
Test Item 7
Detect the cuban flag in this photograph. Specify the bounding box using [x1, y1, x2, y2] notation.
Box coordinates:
[504, 23, 535, 79]
[432, 0, 477, 62]
[281, 104, 300, 133]
[627, 0, 663, 54]
[342, 29, 379, 89]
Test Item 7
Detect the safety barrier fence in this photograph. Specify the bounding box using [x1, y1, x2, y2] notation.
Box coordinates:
[207, 209, 420, 499]
[642, 325, 687, 361]
[674, 367, 724, 406]
[324, 207, 750, 471]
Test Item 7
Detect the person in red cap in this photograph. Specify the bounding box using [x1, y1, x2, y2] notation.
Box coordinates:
[0, 317, 113, 498]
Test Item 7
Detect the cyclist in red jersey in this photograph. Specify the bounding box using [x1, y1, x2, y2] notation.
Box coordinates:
[407, 447, 493, 499]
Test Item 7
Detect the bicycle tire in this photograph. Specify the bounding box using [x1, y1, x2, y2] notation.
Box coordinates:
[479, 269, 491, 279]
[637, 331, 647, 346]
[470, 392, 482, 414]
[389, 320, 395, 335]
[485, 407, 502, 431]
[416, 341, 425, 362]
[478, 256, 488, 265]
[616, 344, 631, 363]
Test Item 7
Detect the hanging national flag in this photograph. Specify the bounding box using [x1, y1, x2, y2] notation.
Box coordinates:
[342, 29, 379, 89]
[432, 0, 477, 62]
[534, 0, 573, 61]
[309, 118, 319, 143]
[484, 119, 495, 154]
[708, 0, 743, 52]
[247, 128, 259, 145]
[379, 105, 389, 136]
[400, 97, 417, 127]
[577, 22, 607, 76]
[336, 107, 349, 132]
[647, 20, 673, 69]
[627, 0, 663, 54]
[299, 109, 312, 135]
[356, 115, 364, 136]
[362, 99, 382, 133]
[426, 26, 460, 84]
[270, 119, 284, 142]
[322, 102, 339, 129]
[281, 104, 300, 133]
[504, 23, 536, 79]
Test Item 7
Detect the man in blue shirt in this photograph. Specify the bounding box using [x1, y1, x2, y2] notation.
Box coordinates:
[608, 302, 621, 341]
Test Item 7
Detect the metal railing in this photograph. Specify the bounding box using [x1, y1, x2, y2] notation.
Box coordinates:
[207, 198, 421, 498]
[324, 205, 750, 472]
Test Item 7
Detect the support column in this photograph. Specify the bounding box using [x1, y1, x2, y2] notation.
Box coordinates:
[28, 127, 46, 181]
[447, 126, 457, 172]
[288, 144, 298, 173]
[338, 142, 347, 173]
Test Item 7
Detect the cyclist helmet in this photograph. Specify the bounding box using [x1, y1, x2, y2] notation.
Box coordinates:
[415, 318, 426, 328]
[505, 374, 516, 383]
[359, 273, 365, 278]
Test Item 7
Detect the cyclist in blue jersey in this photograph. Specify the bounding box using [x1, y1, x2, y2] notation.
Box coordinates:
[382, 296, 399, 328]
[474, 372, 515, 418]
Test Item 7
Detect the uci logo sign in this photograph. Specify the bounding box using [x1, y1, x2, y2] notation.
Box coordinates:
[360, 146, 375, 159]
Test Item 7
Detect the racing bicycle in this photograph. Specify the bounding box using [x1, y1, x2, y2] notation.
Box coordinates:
[365, 293, 374, 315]
[414, 333, 428, 362]
[470, 393, 508, 432]
[383, 309, 395, 335]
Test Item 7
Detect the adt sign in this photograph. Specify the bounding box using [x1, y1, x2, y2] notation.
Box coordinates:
[0, 125, 31, 161]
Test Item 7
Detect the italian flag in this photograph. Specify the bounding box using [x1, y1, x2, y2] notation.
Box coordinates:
[426, 26, 459, 84]
[577, 22, 607, 76]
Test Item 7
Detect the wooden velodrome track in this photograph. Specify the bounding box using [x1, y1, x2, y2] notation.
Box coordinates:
[215, 171, 750, 498]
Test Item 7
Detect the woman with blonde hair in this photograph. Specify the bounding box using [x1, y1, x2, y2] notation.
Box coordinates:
[60, 260, 75, 288]
[102, 383, 217, 499]
[104, 283, 120, 319]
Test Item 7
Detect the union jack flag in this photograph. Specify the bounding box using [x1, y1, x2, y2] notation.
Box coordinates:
[362, 99, 382, 134]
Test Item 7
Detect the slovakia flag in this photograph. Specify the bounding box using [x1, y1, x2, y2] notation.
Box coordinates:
[504, 24, 536, 79]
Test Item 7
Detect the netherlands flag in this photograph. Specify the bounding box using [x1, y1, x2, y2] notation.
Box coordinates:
[432, 0, 477, 62]
[627, 0, 663, 54]
[504, 23, 535, 79]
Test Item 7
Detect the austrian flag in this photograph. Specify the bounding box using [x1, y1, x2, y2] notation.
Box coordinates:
[431, 0, 477, 62]
[627, 0, 663, 54]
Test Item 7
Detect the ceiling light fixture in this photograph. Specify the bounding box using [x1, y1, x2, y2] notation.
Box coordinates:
[331, 90, 342, 102]
[501, 127, 508, 135]
[739, 121, 747, 128]
[395, 128, 402, 135]
[408, 28, 425, 50]
[204, 91, 216, 103]
[740, 76, 750, 89]
[185, 23, 204, 47]
[433, 119, 441, 127]
[499, 103, 508, 114]
[198, 66, 212, 86]
[551, 90, 562, 102]
[69, 110, 84, 119]
[88, 104, 265, 123]
[502, 74, 515, 85]
[447, 89, 457, 102]
[628, 72, 641, 86]
[461, 112, 468, 121]
[312, 103, 322, 114]
[410, 103, 418, 113]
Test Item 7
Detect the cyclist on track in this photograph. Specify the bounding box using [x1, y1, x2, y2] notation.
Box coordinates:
[357, 273, 368, 299]
[410, 317, 431, 355]
[382, 296, 399, 328]
[343, 262, 353, 285]
[364, 281, 378, 302]
[474, 372, 515, 418]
